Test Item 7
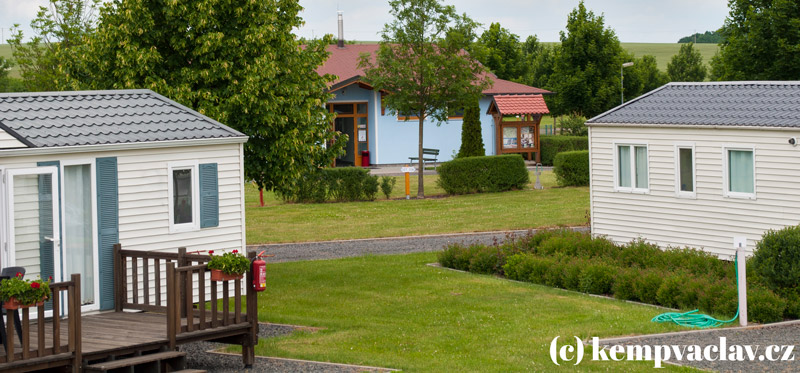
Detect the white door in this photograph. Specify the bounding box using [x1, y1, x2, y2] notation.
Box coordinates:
[58, 162, 99, 311]
[2, 167, 60, 287]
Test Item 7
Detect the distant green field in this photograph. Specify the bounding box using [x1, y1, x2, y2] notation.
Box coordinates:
[0, 44, 20, 78]
[543, 42, 718, 72]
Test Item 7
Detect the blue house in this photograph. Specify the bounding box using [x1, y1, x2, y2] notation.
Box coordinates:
[318, 44, 552, 166]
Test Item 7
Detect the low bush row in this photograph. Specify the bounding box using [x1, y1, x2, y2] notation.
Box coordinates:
[436, 154, 529, 195]
[278, 167, 379, 203]
[437, 229, 789, 323]
[553, 150, 589, 186]
[539, 136, 588, 166]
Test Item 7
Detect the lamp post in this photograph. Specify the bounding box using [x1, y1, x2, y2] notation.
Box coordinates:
[621, 62, 634, 104]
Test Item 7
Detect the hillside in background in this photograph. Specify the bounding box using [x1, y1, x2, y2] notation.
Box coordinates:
[542, 42, 719, 72]
[678, 31, 722, 44]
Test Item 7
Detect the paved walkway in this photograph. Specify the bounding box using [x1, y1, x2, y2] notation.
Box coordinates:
[366, 162, 552, 176]
[247, 228, 581, 263]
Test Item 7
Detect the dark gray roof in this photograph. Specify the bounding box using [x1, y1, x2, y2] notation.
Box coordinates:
[0, 89, 246, 148]
[587, 81, 800, 127]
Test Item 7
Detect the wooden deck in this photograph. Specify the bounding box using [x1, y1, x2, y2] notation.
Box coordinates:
[0, 247, 258, 372]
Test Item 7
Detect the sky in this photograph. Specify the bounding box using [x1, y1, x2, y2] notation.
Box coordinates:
[0, 0, 730, 44]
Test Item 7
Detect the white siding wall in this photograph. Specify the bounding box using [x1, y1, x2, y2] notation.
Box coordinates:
[590, 125, 800, 257]
[0, 129, 26, 149]
[11, 174, 42, 279]
[0, 142, 245, 255]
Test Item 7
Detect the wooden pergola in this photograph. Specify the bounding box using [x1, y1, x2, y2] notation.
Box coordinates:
[487, 94, 550, 163]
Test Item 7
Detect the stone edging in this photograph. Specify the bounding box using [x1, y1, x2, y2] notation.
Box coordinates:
[207, 350, 400, 372]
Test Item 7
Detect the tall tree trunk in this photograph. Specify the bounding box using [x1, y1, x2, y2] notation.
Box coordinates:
[418, 116, 425, 198]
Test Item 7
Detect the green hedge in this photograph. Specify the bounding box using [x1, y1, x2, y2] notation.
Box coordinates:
[437, 229, 792, 324]
[539, 136, 588, 166]
[278, 167, 379, 203]
[436, 154, 529, 195]
[554, 150, 589, 186]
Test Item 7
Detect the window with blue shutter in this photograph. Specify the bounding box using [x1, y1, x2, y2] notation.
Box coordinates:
[199, 163, 219, 228]
[96, 157, 119, 310]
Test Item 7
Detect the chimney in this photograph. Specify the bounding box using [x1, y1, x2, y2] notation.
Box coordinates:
[337, 11, 344, 48]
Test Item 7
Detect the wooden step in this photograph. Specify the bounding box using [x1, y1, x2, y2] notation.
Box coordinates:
[84, 350, 187, 372]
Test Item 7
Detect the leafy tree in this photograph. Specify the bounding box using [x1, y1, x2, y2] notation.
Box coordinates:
[61, 0, 344, 194]
[548, 1, 623, 117]
[457, 100, 485, 158]
[559, 113, 588, 136]
[678, 30, 722, 43]
[0, 57, 26, 93]
[711, 0, 800, 80]
[667, 42, 707, 82]
[8, 0, 100, 91]
[622, 54, 668, 100]
[360, 0, 490, 198]
[521, 42, 557, 91]
[471, 23, 525, 81]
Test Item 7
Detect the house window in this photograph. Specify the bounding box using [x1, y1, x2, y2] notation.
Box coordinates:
[725, 148, 755, 198]
[616, 144, 648, 192]
[168, 161, 199, 233]
[675, 145, 695, 197]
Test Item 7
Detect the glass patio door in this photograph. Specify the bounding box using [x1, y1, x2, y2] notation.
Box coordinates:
[2, 167, 60, 287]
[60, 163, 97, 310]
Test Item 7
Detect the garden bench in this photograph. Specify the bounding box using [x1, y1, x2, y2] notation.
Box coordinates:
[409, 148, 440, 168]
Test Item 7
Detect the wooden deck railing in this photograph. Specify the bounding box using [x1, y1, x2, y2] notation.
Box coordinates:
[114, 245, 257, 365]
[1, 274, 81, 372]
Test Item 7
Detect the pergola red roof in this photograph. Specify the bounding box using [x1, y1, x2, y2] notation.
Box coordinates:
[488, 94, 550, 115]
[318, 44, 552, 95]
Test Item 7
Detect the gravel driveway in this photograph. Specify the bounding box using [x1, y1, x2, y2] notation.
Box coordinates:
[597, 320, 800, 372]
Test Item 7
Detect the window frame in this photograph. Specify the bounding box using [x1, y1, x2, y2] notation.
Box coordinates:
[613, 141, 650, 194]
[722, 145, 756, 200]
[674, 143, 697, 199]
[167, 160, 200, 233]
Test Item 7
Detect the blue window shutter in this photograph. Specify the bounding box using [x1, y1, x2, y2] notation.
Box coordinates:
[199, 163, 219, 228]
[96, 157, 119, 310]
[36, 161, 60, 286]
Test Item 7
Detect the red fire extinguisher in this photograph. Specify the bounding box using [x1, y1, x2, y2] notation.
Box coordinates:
[252, 251, 269, 292]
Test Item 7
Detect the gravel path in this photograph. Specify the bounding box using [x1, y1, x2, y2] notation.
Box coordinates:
[183, 323, 394, 372]
[598, 321, 800, 372]
[247, 228, 588, 263]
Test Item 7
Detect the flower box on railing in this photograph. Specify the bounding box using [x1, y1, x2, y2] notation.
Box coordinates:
[0, 273, 51, 310]
[3, 297, 45, 310]
[206, 249, 249, 282]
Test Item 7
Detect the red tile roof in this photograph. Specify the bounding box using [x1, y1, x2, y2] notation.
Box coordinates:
[318, 44, 552, 95]
[489, 94, 550, 115]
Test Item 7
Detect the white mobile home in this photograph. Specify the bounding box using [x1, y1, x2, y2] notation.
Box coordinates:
[587, 81, 800, 257]
[0, 89, 248, 312]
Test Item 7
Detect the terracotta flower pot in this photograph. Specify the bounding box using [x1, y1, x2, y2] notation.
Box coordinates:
[3, 297, 45, 310]
[210, 269, 243, 282]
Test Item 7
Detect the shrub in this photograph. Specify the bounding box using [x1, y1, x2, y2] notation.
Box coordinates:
[578, 263, 615, 295]
[655, 275, 683, 309]
[503, 254, 543, 282]
[751, 225, 800, 291]
[562, 259, 585, 291]
[559, 113, 588, 136]
[553, 150, 589, 187]
[457, 100, 485, 158]
[698, 280, 738, 317]
[362, 174, 379, 201]
[438, 243, 478, 271]
[544, 261, 566, 288]
[436, 154, 529, 195]
[539, 136, 588, 166]
[612, 269, 639, 301]
[634, 271, 663, 304]
[748, 287, 787, 323]
[616, 239, 663, 269]
[469, 246, 505, 275]
[379, 176, 396, 199]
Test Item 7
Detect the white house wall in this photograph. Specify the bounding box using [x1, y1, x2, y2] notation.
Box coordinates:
[590, 125, 800, 257]
[0, 143, 245, 254]
[0, 129, 25, 148]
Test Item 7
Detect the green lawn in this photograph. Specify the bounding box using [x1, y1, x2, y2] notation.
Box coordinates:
[252, 252, 694, 372]
[245, 171, 588, 244]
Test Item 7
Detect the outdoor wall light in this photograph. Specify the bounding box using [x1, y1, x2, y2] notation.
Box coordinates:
[789, 137, 797, 146]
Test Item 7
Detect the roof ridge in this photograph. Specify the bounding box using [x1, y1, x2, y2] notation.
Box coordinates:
[0, 89, 154, 99]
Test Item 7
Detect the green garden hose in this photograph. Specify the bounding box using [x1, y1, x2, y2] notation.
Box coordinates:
[651, 256, 740, 329]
